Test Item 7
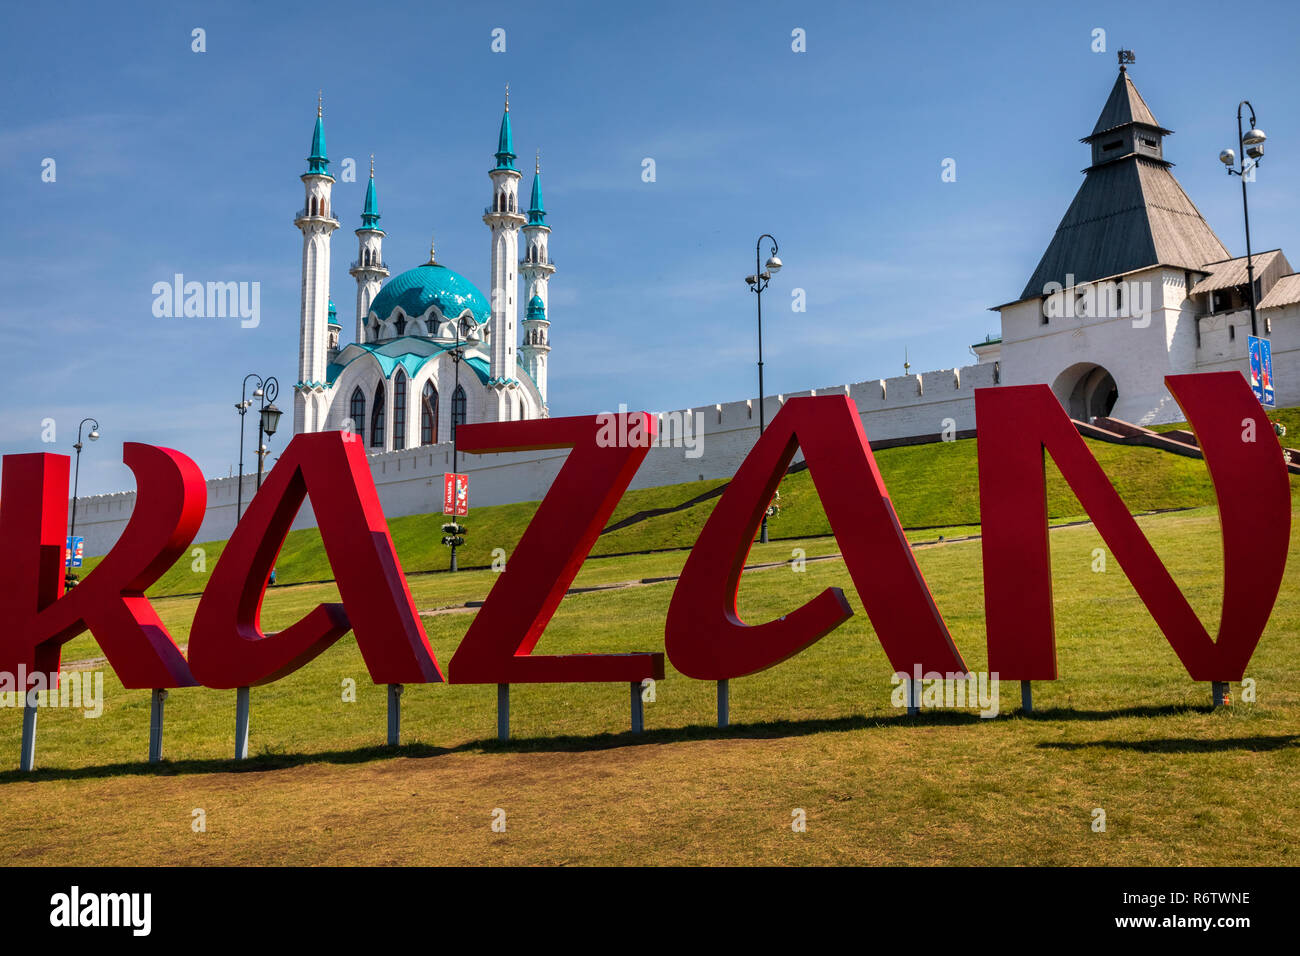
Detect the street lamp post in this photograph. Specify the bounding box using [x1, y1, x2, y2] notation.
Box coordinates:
[235, 374, 264, 521]
[447, 322, 480, 573]
[233, 376, 279, 761]
[67, 417, 100, 577]
[744, 234, 783, 545]
[1219, 101, 1268, 338]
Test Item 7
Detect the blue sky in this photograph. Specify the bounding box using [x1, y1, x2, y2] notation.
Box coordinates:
[2, 0, 1298, 495]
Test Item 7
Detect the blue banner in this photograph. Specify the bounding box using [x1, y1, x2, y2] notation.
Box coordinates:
[1248, 335, 1275, 408]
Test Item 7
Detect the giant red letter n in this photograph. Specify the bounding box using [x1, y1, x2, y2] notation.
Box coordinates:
[976, 372, 1290, 681]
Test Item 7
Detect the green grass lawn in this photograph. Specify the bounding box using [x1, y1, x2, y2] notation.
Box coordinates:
[3, 501, 1297, 866]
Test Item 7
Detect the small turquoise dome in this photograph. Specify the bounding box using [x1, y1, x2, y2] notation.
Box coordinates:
[369, 262, 490, 325]
[525, 294, 546, 320]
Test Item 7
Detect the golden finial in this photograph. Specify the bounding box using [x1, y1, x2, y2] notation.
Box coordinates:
[535, 149, 541, 175]
[427, 234, 437, 265]
[317, 90, 323, 117]
[369, 153, 375, 177]
[504, 83, 510, 112]
[903, 348, 911, 374]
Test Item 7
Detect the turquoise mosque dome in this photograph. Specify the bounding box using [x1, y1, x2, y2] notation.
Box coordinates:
[368, 260, 490, 326]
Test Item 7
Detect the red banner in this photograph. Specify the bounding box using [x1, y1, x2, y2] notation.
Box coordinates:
[443, 473, 468, 516]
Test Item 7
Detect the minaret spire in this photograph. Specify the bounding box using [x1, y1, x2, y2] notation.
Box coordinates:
[294, 97, 339, 435]
[307, 93, 328, 175]
[495, 84, 517, 170]
[350, 151, 388, 345]
[520, 145, 554, 410]
[527, 150, 546, 226]
[485, 89, 526, 412]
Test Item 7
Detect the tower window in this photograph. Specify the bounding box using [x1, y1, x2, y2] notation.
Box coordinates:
[349, 387, 366, 445]
[1229, 324, 1236, 342]
[370, 380, 386, 448]
[421, 382, 439, 445]
[1103, 139, 1122, 151]
[395, 316, 407, 335]
[393, 371, 407, 451]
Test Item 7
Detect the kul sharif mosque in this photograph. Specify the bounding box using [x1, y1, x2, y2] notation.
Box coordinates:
[291, 87, 553, 451]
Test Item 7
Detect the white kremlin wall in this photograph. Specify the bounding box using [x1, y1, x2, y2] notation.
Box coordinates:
[71, 362, 998, 557]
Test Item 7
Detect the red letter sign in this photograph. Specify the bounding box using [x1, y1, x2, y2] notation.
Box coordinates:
[977, 372, 1290, 681]
[448, 413, 665, 683]
[188, 431, 442, 688]
[665, 396, 968, 679]
[0, 444, 203, 689]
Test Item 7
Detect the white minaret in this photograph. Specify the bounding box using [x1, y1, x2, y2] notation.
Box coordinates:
[519, 150, 553, 409]
[349, 155, 389, 344]
[483, 86, 527, 400]
[293, 94, 339, 435]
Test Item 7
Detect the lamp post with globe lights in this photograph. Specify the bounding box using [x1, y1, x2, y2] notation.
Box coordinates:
[66, 417, 100, 587]
[1219, 102, 1268, 338]
[744, 234, 783, 545]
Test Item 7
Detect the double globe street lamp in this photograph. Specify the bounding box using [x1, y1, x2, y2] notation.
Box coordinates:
[745, 234, 783, 545]
[1219, 102, 1268, 338]
[235, 374, 283, 522]
[67, 417, 100, 587]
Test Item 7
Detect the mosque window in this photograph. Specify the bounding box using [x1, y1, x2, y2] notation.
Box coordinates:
[422, 383, 439, 445]
[452, 385, 467, 442]
[371, 381, 386, 448]
[395, 316, 407, 335]
[349, 388, 366, 445]
[393, 372, 407, 450]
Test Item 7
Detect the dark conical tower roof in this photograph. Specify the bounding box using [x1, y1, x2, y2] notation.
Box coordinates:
[1018, 64, 1228, 301]
[1086, 67, 1169, 140]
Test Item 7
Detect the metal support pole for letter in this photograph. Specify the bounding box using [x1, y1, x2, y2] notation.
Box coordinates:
[717, 679, 729, 728]
[235, 686, 250, 759]
[497, 683, 510, 741]
[387, 684, 403, 746]
[20, 697, 38, 772]
[149, 689, 168, 763]
[1212, 681, 1230, 707]
[630, 682, 644, 734]
[1020, 681, 1033, 713]
[906, 676, 920, 716]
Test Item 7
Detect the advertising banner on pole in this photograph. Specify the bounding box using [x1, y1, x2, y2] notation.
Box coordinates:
[1248, 335, 1275, 407]
[443, 473, 468, 516]
[65, 535, 84, 569]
